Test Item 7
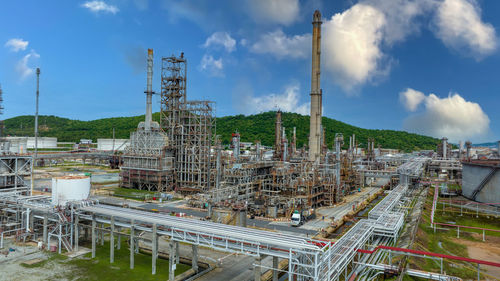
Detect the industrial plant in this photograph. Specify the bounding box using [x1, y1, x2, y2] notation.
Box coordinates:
[1, 9, 500, 281]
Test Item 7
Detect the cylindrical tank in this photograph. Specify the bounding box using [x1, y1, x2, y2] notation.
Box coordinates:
[51, 175, 91, 206]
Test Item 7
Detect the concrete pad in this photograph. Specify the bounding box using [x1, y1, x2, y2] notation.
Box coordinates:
[21, 258, 45, 265]
[65, 247, 91, 258]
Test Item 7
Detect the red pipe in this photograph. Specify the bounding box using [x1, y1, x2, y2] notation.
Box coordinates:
[356, 245, 500, 267]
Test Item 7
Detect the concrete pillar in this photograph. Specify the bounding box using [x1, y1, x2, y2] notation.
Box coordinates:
[130, 219, 135, 269]
[110, 216, 115, 263]
[152, 223, 157, 275]
[84, 226, 89, 241]
[117, 227, 121, 250]
[100, 223, 104, 246]
[254, 255, 262, 281]
[192, 244, 199, 273]
[175, 241, 180, 264]
[29, 210, 34, 232]
[91, 215, 96, 258]
[273, 256, 279, 281]
[43, 214, 48, 248]
[169, 241, 175, 281]
[74, 215, 79, 252]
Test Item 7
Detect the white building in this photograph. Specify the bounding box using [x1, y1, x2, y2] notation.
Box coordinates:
[97, 139, 129, 151]
[27, 137, 57, 149]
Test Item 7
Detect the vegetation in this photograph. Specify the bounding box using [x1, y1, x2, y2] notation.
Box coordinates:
[4, 111, 440, 152]
[405, 188, 500, 280]
[65, 240, 190, 280]
[23, 240, 190, 280]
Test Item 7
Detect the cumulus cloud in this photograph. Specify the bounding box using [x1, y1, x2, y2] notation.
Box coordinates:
[16, 50, 40, 80]
[323, 4, 387, 91]
[81, 1, 119, 14]
[5, 38, 29, 52]
[199, 54, 224, 77]
[251, 29, 311, 59]
[401, 88, 490, 141]
[202, 32, 236, 53]
[434, 0, 497, 58]
[238, 84, 310, 115]
[399, 88, 426, 112]
[246, 0, 300, 26]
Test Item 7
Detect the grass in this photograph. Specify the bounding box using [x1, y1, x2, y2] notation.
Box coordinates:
[112, 187, 161, 201]
[39, 240, 191, 281]
[403, 187, 499, 280]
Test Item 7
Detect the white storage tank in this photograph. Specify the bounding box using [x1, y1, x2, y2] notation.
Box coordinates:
[51, 175, 91, 206]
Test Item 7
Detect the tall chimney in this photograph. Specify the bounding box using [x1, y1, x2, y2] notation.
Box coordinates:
[275, 110, 282, 160]
[466, 141, 472, 160]
[35, 68, 40, 160]
[292, 127, 297, 155]
[145, 49, 154, 131]
[308, 10, 322, 162]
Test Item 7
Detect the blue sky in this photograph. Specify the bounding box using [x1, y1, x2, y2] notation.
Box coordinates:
[0, 0, 499, 143]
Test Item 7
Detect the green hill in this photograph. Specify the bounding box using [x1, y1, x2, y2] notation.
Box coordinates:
[3, 111, 439, 152]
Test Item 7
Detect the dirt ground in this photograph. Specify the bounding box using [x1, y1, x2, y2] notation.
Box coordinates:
[453, 235, 500, 278]
[0, 240, 76, 281]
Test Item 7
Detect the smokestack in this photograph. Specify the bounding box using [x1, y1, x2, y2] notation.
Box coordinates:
[35, 68, 40, 160]
[275, 110, 282, 160]
[308, 10, 323, 162]
[145, 49, 154, 131]
[232, 131, 240, 161]
[292, 127, 297, 155]
[466, 141, 472, 160]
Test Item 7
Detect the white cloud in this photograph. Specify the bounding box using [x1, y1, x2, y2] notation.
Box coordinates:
[434, 0, 497, 58]
[16, 50, 40, 80]
[81, 1, 119, 14]
[202, 32, 236, 53]
[399, 88, 426, 112]
[199, 54, 224, 77]
[250, 29, 311, 59]
[323, 4, 386, 91]
[246, 0, 300, 26]
[402, 89, 490, 141]
[365, 0, 435, 45]
[5, 38, 29, 52]
[239, 84, 310, 115]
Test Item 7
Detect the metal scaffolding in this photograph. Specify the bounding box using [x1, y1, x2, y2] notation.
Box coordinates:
[161, 55, 215, 193]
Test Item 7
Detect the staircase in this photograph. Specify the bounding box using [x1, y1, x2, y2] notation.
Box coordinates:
[471, 168, 498, 200]
[49, 209, 73, 252]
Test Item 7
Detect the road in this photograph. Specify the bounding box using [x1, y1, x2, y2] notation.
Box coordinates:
[93, 196, 318, 236]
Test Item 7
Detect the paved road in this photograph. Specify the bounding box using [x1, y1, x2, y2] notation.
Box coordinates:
[93, 196, 317, 236]
[301, 186, 380, 230]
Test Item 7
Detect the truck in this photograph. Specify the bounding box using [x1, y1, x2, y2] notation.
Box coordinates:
[291, 209, 315, 227]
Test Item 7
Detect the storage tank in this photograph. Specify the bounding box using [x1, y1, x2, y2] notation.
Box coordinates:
[51, 175, 91, 206]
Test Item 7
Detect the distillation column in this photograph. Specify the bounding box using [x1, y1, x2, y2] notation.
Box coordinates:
[145, 49, 154, 131]
[308, 10, 323, 162]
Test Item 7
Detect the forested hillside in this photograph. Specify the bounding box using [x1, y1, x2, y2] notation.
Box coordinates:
[4, 111, 439, 151]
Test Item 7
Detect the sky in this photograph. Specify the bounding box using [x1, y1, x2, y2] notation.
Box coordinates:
[0, 0, 499, 143]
